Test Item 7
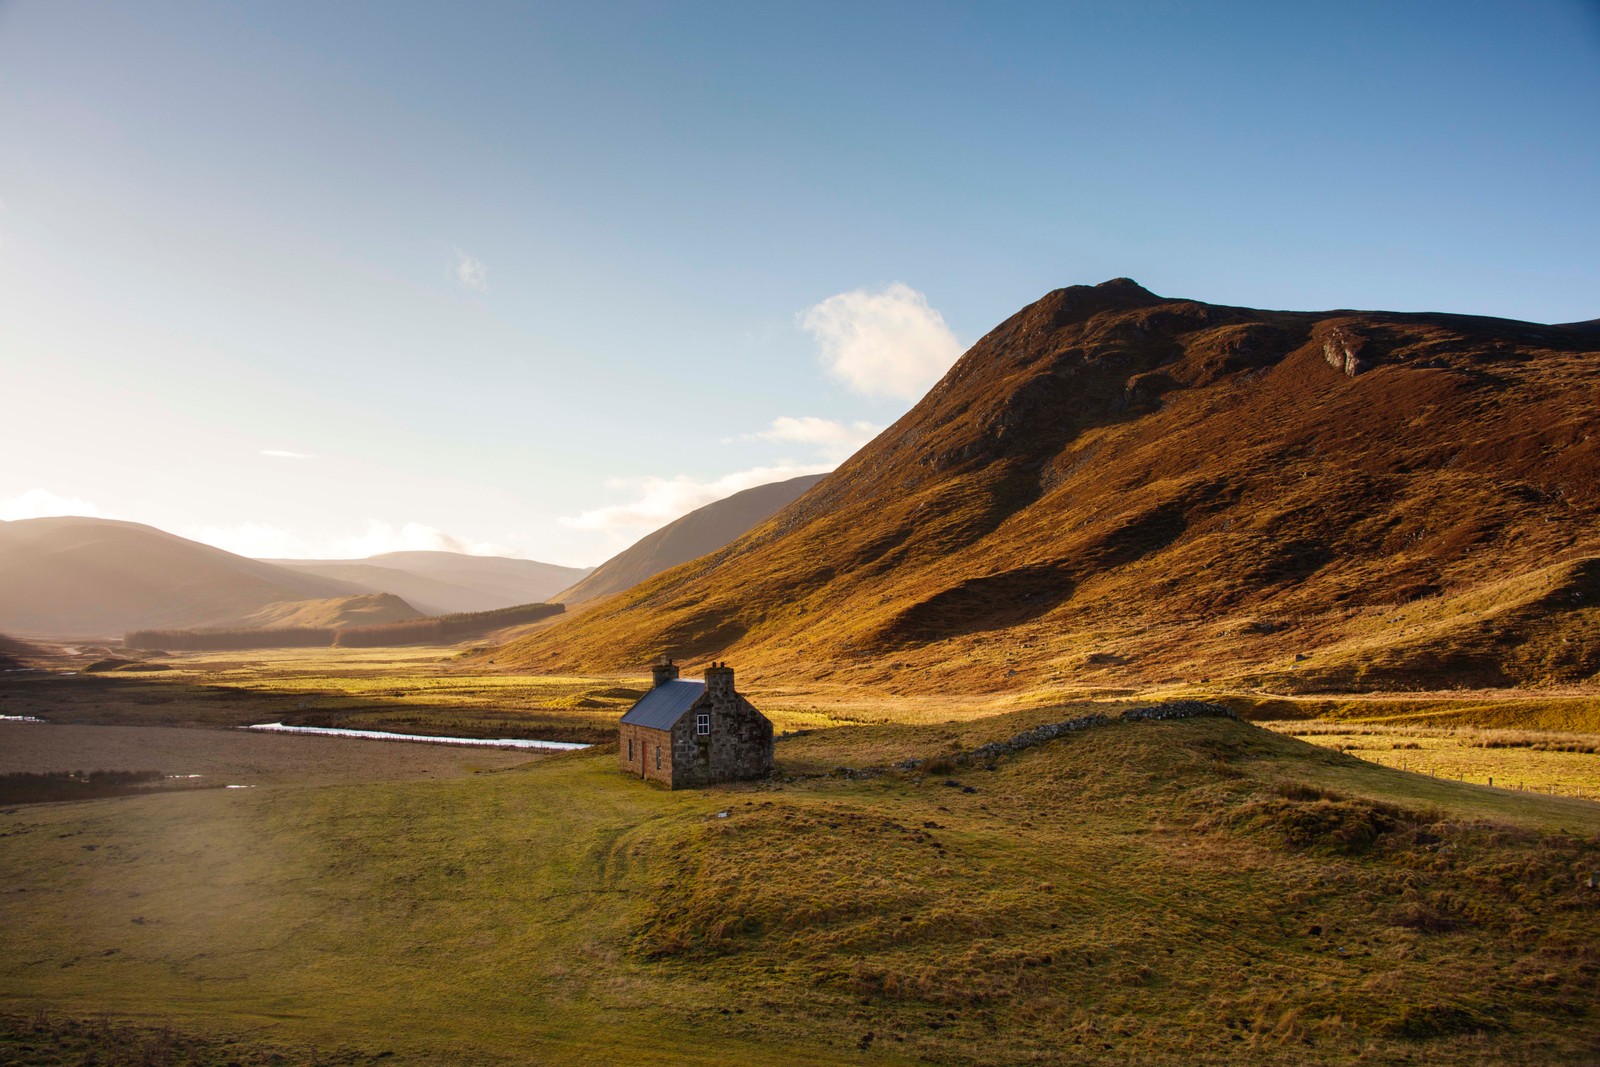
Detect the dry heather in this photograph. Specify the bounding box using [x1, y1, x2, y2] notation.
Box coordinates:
[494, 280, 1600, 696]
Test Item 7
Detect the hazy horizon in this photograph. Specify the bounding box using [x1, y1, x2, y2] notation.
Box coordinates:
[3, 1, 1596, 568]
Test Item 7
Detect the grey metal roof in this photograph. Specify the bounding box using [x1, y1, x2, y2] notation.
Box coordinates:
[618, 679, 705, 730]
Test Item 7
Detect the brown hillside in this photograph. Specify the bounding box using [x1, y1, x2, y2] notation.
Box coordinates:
[498, 279, 1600, 693]
[0, 517, 365, 638]
[554, 474, 826, 604]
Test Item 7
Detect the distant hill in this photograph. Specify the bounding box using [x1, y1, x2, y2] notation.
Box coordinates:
[554, 474, 827, 604]
[0, 517, 371, 638]
[269, 551, 590, 615]
[236, 593, 423, 630]
[497, 279, 1600, 693]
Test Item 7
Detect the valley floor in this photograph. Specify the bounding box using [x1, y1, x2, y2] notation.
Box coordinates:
[2, 647, 1599, 1065]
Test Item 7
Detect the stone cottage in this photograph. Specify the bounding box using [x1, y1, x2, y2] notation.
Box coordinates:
[617, 658, 773, 789]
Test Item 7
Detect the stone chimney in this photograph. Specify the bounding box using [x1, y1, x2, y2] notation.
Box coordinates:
[705, 661, 735, 703]
[650, 656, 680, 689]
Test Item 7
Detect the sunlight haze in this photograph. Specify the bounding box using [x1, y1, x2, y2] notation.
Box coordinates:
[2, 1, 1596, 565]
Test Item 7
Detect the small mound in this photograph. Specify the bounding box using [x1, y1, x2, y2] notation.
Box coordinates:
[82, 658, 174, 673]
[82, 658, 136, 673]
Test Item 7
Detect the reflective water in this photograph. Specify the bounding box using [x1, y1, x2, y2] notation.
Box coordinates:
[243, 722, 590, 751]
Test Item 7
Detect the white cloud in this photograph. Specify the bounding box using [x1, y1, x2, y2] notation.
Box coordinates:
[560, 463, 830, 533]
[180, 519, 514, 560]
[454, 249, 488, 292]
[799, 282, 963, 401]
[260, 449, 314, 460]
[730, 416, 881, 462]
[0, 489, 105, 521]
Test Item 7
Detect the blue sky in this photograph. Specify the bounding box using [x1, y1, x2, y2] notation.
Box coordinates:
[2, 1, 1596, 565]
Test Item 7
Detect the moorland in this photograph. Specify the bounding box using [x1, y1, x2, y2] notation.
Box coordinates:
[3, 642, 1600, 1066]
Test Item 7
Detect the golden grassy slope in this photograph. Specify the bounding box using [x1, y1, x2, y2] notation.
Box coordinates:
[497, 281, 1600, 695]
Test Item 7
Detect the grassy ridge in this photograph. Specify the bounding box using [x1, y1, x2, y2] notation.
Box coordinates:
[2, 709, 1598, 1064]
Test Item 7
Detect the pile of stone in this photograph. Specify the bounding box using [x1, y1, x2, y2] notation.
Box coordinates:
[965, 713, 1113, 765]
[1121, 700, 1238, 722]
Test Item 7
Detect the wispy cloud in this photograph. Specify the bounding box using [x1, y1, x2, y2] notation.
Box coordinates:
[730, 416, 881, 462]
[560, 463, 830, 534]
[180, 519, 515, 560]
[260, 449, 314, 460]
[0, 488, 105, 521]
[800, 282, 962, 401]
[454, 248, 488, 292]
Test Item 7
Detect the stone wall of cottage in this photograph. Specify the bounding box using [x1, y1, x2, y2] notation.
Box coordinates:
[618, 722, 674, 787]
[668, 691, 773, 789]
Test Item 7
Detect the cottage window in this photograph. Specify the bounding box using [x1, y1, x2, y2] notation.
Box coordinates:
[696, 713, 711, 735]
[628, 738, 634, 761]
[655, 745, 662, 770]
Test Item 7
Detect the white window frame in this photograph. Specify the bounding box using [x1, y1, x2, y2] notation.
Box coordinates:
[696, 713, 711, 735]
[655, 745, 662, 770]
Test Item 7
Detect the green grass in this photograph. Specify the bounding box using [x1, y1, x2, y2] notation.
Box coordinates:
[4, 707, 1599, 1065]
[0, 752, 855, 1065]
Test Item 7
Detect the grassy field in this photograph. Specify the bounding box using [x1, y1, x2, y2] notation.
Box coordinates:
[1261, 722, 1600, 799]
[4, 649, 1600, 1064]
[1, 647, 652, 743]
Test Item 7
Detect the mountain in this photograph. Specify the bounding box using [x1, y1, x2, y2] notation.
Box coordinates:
[554, 474, 827, 604]
[495, 279, 1600, 693]
[269, 552, 590, 615]
[0, 517, 371, 638]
